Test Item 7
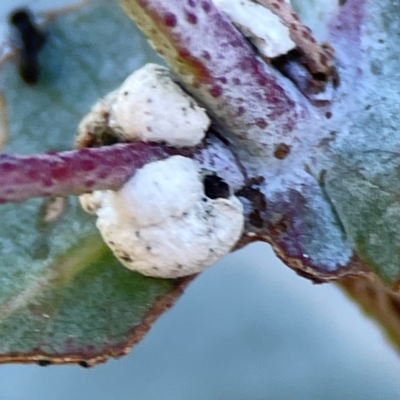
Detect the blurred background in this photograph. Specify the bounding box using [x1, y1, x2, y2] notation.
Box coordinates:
[1, 0, 400, 399]
[2, 243, 400, 399]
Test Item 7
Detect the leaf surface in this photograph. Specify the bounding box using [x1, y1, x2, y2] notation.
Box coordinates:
[0, 0, 191, 366]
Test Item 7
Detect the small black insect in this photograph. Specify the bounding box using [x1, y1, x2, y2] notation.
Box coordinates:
[9, 8, 46, 85]
[203, 174, 230, 200]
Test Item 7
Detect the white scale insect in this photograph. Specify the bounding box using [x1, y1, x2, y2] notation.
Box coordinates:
[214, 0, 295, 58]
[79, 64, 244, 278]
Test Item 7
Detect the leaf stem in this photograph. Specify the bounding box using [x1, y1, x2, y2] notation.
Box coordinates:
[0, 142, 170, 203]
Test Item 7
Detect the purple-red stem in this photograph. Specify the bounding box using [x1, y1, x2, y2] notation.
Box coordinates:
[0, 143, 170, 203]
[122, 0, 309, 157]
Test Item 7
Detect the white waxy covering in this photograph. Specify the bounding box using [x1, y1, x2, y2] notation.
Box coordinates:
[110, 63, 210, 147]
[214, 0, 295, 58]
[83, 156, 244, 278]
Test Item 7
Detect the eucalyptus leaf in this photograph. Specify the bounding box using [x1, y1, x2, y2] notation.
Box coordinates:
[0, 0, 190, 365]
[2, 0, 400, 365]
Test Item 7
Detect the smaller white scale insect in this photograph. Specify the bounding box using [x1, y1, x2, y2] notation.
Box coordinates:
[79, 64, 244, 278]
[214, 0, 295, 58]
